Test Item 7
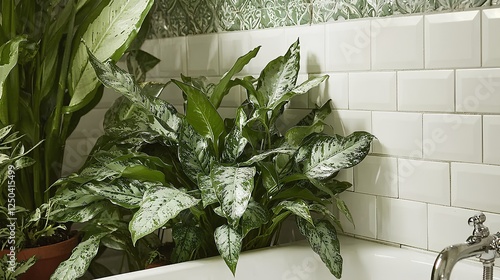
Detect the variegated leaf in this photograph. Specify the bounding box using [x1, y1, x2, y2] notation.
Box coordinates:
[52, 184, 103, 208]
[297, 132, 374, 180]
[309, 203, 344, 231]
[214, 224, 242, 275]
[297, 100, 333, 127]
[258, 162, 280, 195]
[335, 197, 354, 226]
[67, 0, 154, 112]
[179, 121, 214, 183]
[198, 174, 217, 208]
[257, 39, 300, 109]
[50, 233, 110, 280]
[51, 200, 113, 223]
[240, 147, 295, 166]
[222, 107, 248, 163]
[273, 200, 314, 225]
[129, 186, 200, 244]
[171, 224, 203, 263]
[297, 218, 343, 278]
[272, 75, 329, 109]
[212, 165, 256, 226]
[285, 121, 326, 147]
[83, 179, 151, 209]
[0, 37, 25, 104]
[241, 200, 268, 237]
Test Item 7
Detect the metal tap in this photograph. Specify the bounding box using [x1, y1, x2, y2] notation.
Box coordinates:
[431, 213, 500, 280]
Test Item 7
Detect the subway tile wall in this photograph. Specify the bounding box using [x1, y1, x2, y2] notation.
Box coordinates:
[65, 8, 500, 255]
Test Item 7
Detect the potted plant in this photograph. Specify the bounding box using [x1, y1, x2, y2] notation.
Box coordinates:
[0, 1, 155, 279]
[50, 39, 374, 279]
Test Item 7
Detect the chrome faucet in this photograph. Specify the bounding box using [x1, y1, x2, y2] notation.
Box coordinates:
[431, 213, 500, 280]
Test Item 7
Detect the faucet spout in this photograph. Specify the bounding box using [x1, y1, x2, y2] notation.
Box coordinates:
[431, 235, 496, 280]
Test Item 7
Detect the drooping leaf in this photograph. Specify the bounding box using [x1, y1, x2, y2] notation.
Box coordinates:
[297, 132, 374, 180]
[272, 75, 329, 110]
[240, 147, 295, 166]
[212, 165, 256, 226]
[210, 46, 260, 108]
[214, 224, 242, 275]
[335, 197, 354, 226]
[171, 224, 204, 263]
[129, 185, 200, 244]
[50, 233, 110, 280]
[309, 203, 344, 231]
[241, 200, 268, 237]
[178, 121, 214, 183]
[273, 200, 314, 225]
[67, 0, 154, 112]
[297, 218, 343, 278]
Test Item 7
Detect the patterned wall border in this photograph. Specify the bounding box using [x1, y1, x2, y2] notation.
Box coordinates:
[148, 0, 499, 38]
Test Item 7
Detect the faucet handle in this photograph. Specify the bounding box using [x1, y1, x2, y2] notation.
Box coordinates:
[467, 213, 490, 244]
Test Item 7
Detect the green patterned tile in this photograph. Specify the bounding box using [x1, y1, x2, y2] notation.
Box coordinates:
[427, 0, 488, 11]
[312, 0, 373, 23]
[393, 0, 426, 14]
[217, 0, 263, 31]
[367, 0, 397, 16]
[185, 0, 219, 35]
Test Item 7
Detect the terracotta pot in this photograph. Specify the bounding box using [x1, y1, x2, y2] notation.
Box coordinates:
[1, 233, 79, 280]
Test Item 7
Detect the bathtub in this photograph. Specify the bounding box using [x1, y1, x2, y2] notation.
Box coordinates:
[100, 235, 500, 280]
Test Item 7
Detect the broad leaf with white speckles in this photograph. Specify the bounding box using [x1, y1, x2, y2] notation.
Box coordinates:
[241, 200, 268, 236]
[214, 224, 242, 275]
[171, 224, 204, 263]
[297, 218, 343, 278]
[51, 232, 111, 280]
[240, 147, 295, 166]
[129, 185, 200, 244]
[179, 121, 214, 183]
[51, 200, 113, 223]
[272, 75, 329, 110]
[212, 165, 256, 226]
[273, 200, 314, 225]
[83, 179, 152, 209]
[296, 132, 374, 180]
[198, 174, 217, 208]
[222, 107, 248, 163]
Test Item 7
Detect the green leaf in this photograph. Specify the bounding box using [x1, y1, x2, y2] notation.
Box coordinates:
[212, 165, 256, 226]
[270, 185, 325, 204]
[67, 0, 154, 112]
[198, 174, 217, 208]
[173, 80, 224, 154]
[297, 132, 374, 180]
[222, 107, 248, 163]
[335, 197, 354, 226]
[258, 162, 280, 195]
[241, 200, 268, 237]
[309, 203, 344, 231]
[0, 37, 25, 124]
[240, 147, 295, 166]
[297, 218, 343, 278]
[297, 100, 333, 127]
[50, 233, 109, 280]
[129, 185, 200, 244]
[52, 184, 103, 208]
[285, 121, 326, 147]
[257, 39, 300, 109]
[272, 75, 329, 110]
[210, 46, 260, 108]
[179, 121, 214, 183]
[171, 224, 203, 263]
[83, 179, 150, 209]
[214, 224, 242, 276]
[273, 200, 314, 225]
[51, 200, 114, 223]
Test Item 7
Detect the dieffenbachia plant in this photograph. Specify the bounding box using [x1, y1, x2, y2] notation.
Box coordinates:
[51, 39, 374, 278]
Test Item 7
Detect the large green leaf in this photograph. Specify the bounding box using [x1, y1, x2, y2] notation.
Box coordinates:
[222, 107, 248, 163]
[258, 162, 280, 195]
[271, 75, 328, 111]
[0, 37, 25, 124]
[171, 224, 203, 263]
[198, 174, 217, 208]
[212, 165, 256, 226]
[256, 39, 300, 109]
[297, 100, 333, 127]
[241, 200, 268, 237]
[273, 200, 314, 225]
[210, 46, 260, 108]
[83, 179, 151, 209]
[51, 184, 103, 208]
[297, 218, 343, 278]
[214, 224, 242, 276]
[285, 121, 326, 147]
[51, 233, 110, 280]
[240, 146, 295, 166]
[178, 121, 214, 183]
[67, 0, 154, 112]
[173, 80, 224, 154]
[297, 132, 374, 180]
[51, 200, 114, 223]
[129, 185, 200, 244]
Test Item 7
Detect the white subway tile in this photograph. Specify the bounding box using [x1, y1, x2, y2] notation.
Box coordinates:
[398, 70, 454, 112]
[452, 163, 500, 213]
[322, 73, 349, 110]
[377, 197, 427, 248]
[62, 138, 98, 175]
[422, 114, 482, 163]
[371, 16, 424, 70]
[157, 37, 187, 77]
[285, 25, 326, 73]
[354, 156, 398, 197]
[325, 20, 371, 71]
[327, 110, 372, 136]
[339, 191, 377, 238]
[349, 72, 397, 110]
[276, 109, 311, 133]
[68, 108, 106, 139]
[484, 115, 500, 164]
[424, 11, 480, 69]
[248, 28, 288, 75]
[219, 31, 252, 74]
[289, 74, 311, 109]
[398, 160, 450, 205]
[150, 77, 185, 106]
[187, 34, 219, 76]
[483, 9, 500, 67]
[97, 87, 121, 109]
[336, 169, 354, 185]
[372, 112, 422, 157]
[141, 39, 161, 77]
[456, 68, 500, 113]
